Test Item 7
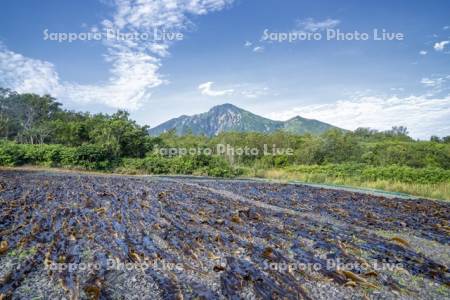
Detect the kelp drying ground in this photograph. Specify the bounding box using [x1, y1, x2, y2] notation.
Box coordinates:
[0, 170, 449, 299]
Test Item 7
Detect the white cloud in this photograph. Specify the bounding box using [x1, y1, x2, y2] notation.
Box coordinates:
[419, 50, 427, 55]
[233, 83, 272, 98]
[421, 77, 442, 88]
[443, 25, 450, 30]
[0, 0, 234, 110]
[420, 75, 450, 95]
[241, 87, 269, 98]
[296, 18, 340, 32]
[198, 82, 271, 98]
[389, 87, 404, 92]
[253, 46, 264, 53]
[434, 40, 449, 51]
[260, 17, 340, 44]
[243, 41, 264, 53]
[198, 82, 234, 96]
[266, 94, 450, 139]
[0, 45, 60, 95]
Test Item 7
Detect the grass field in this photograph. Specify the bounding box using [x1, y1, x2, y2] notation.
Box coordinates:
[251, 168, 450, 201]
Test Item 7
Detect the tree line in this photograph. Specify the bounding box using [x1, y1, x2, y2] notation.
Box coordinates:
[1, 88, 449, 174]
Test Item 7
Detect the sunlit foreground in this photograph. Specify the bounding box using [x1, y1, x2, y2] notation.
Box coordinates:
[0, 170, 448, 299]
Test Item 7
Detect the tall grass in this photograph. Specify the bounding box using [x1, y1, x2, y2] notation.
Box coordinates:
[248, 168, 450, 201]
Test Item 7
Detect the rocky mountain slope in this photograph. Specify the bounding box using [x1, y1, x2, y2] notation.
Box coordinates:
[149, 103, 340, 136]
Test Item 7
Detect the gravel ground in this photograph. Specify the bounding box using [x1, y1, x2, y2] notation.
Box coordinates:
[0, 170, 449, 300]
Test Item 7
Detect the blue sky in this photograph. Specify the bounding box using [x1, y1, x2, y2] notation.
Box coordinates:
[0, 0, 449, 138]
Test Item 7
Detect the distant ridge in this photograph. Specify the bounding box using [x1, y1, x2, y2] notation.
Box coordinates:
[149, 103, 341, 136]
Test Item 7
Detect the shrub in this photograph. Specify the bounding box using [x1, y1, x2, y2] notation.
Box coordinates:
[73, 144, 117, 170]
[198, 156, 241, 177]
[0, 141, 26, 166]
[117, 154, 241, 177]
[22, 144, 69, 167]
[142, 155, 171, 174]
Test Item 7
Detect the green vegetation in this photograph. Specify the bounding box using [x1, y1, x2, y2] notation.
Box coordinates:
[1, 89, 449, 199]
[252, 165, 450, 200]
[287, 164, 450, 184]
[0, 141, 240, 177]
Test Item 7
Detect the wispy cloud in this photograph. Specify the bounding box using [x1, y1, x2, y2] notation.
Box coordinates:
[240, 88, 269, 98]
[242, 42, 263, 53]
[295, 18, 340, 32]
[421, 77, 444, 88]
[236, 84, 271, 98]
[259, 17, 340, 44]
[198, 82, 234, 96]
[266, 93, 450, 139]
[420, 75, 450, 95]
[252, 46, 264, 53]
[419, 50, 427, 55]
[0, 0, 234, 110]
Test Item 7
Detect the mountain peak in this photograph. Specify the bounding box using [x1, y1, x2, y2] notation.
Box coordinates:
[287, 115, 306, 121]
[149, 104, 341, 136]
[209, 103, 242, 112]
[214, 103, 237, 108]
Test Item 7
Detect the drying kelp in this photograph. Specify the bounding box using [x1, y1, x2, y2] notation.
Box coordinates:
[0, 170, 449, 299]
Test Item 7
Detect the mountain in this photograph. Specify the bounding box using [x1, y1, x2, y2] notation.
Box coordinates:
[283, 116, 339, 135]
[149, 103, 340, 136]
